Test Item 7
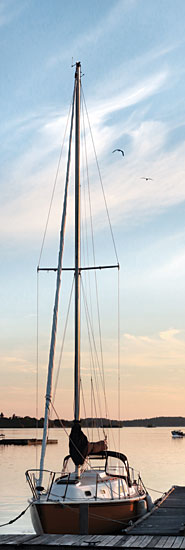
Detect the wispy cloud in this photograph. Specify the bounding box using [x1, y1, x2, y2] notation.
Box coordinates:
[159, 328, 182, 341]
[0, 354, 35, 373]
[0, 66, 184, 245]
[122, 328, 185, 370]
[95, 73, 167, 121]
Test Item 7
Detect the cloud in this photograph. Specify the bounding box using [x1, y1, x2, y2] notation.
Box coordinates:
[159, 328, 182, 341]
[0, 354, 34, 373]
[0, 54, 183, 249]
[122, 328, 185, 370]
[88, 71, 168, 123]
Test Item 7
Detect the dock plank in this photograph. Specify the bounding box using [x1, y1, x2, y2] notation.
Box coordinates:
[136, 535, 155, 547]
[120, 536, 142, 547]
[170, 539, 184, 549]
[28, 534, 76, 546]
[0, 533, 37, 546]
[110, 535, 125, 547]
[1, 534, 185, 549]
[178, 539, 185, 549]
[125, 487, 185, 537]
[97, 536, 117, 546]
[153, 537, 172, 548]
[162, 537, 176, 548]
[113, 536, 128, 547]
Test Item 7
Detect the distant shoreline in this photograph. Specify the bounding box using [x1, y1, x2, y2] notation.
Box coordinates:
[1, 415, 185, 428]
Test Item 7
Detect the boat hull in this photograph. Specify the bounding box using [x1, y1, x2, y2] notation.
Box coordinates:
[31, 496, 148, 535]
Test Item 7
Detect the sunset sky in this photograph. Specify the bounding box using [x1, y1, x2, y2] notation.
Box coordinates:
[1, 0, 185, 420]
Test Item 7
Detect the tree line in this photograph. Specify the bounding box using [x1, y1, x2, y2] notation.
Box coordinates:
[1, 413, 185, 428]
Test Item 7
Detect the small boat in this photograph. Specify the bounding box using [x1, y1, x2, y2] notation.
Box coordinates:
[171, 430, 185, 438]
[26, 62, 152, 535]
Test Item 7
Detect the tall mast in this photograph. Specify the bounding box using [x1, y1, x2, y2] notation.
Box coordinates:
[38, 63, 81, 487]
[38, 76, 76, 488]
[74, 62, 81, 423]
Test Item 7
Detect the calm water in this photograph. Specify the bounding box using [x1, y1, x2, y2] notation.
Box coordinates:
[0, 426, 185, 534]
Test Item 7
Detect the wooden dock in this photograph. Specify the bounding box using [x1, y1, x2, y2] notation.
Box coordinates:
[1, 532, 185, 549]
[124, 485, 185, 536]
[1, 486, 185, 549]
[0, 439, 58, 445]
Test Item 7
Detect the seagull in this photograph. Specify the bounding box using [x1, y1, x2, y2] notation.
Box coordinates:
[112, 149, 124, 157]
[141, 177, 153, 181]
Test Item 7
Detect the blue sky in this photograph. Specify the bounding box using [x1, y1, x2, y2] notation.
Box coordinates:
[1, 0, 185, 420]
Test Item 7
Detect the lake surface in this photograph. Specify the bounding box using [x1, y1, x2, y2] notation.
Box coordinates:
[0, 426, 185, 534]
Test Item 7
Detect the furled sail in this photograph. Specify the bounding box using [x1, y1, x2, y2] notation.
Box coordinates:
[69, 421, 107, 466]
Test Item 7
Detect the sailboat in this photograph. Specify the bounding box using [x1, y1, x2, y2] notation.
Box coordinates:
[26, 62, 152, 535]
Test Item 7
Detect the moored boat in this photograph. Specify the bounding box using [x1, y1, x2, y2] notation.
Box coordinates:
[26, 61, 152, 535]
[171, 430, 185, 438]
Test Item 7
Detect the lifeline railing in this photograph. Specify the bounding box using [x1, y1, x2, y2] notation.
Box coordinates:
[25, 466, 146, 502]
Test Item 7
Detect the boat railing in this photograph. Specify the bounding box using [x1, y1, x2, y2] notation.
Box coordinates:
[135, 471, 148, 495]
[26, 462, 146, 501]
[25, 469, 62, 499]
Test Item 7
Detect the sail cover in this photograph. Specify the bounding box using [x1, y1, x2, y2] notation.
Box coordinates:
[69, 421, 88, 465]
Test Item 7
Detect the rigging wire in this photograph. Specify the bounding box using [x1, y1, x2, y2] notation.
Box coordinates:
[80, 90, 121, 450]
[50, 401, 98, 467]
[81, 99, 94, 332]
[118, 266, 121, 453]
[81, 96, 108, 420]
[50, 400, 126, 477]
[52, 277, 75, 409]
[36, 76, 121, 458]
[81, 277, 115, 443]
[35, 94, 75, 448]
[81, 167, 94, 335]
[36, 269, 39, 469]
[39, 80, 76, 484]
[91, 377, 101, 440]
[81, 278, 105, 419]
[81, 85, 119, 265]
[37, 96, 73, 268]
[81, 276, 117, 450]
[80, 378, 90, 440]
[90, 376, 93, 440]
[81, 99, 101, 440]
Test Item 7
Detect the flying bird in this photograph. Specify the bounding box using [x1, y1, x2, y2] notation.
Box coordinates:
[112, 149, 124, 156]
[141, 177, 153, 181]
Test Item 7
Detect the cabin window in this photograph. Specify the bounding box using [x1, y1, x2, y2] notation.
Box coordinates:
[106, 456, 126, 477]
[85, 490, 92, 496]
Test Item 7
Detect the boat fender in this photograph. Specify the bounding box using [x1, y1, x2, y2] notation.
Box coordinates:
[146, 494, 153, 511]
[136, 499, 147, 517]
